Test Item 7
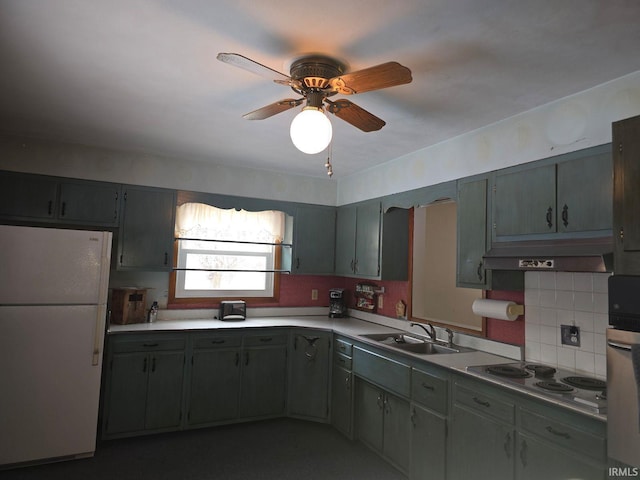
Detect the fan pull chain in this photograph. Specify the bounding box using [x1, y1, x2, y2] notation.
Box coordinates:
[325, 142, 334, 177]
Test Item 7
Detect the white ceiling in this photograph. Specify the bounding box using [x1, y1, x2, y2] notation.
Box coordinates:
[2, 1, 640, 178]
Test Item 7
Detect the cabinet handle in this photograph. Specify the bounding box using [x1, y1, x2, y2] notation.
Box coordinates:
[384, 396, 390, 414]
[296, 257, 300, 269]
[345, 376, 350, 391]
[350, 259, 354, 272]
[503, 432, 512, 459]
[143, 343, 159, 348]
[421, 382, 435, 391]
[151, 357, 156, 372]
[545, 425, 571, 440]
[546, 207, 553, 228]
[520, 439, 528, 467]
[235, 352, 240, 366]
[561, 204, 569, 227]
[143, 357, 147, 373]
[60, 201, 67, 217]
[259, 337, 273, 343]
[164, 252, 169, 266]
[376, 393, 384, 410]
[211, 339, 226, 345]
[47, 200, 53, 216]
[473, 396, 491, 408]
[410, 407, 417, 427]
[477, 262, 483, 281]
[245, 352, 249, 366]
[354, 259, 358, 273]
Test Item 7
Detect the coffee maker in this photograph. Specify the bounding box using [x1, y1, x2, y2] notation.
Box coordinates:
[329, 288, 347, 318]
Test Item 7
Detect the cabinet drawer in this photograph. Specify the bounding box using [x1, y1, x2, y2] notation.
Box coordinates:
[110, 335, 186, 353]
[353, 347, 410, 398]
[333, 352, 352, 370]
[411, 368, 448, 414]
[193, 334, 242, 349]
[335, 338, 353, 356]
[520, 408, 606, 461]
[243, 333, 288, 347]
[454, 383, 514, 423]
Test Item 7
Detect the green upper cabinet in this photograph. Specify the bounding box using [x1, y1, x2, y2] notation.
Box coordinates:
[335, 200, 409, 279]
[457, 177, 490, 288]
[118, 185, 176, 271]
[291, 205, 336, 275]
[492, 145, 612, 241]
[613, 115, 640, 274]
[0, 171, 121, 226]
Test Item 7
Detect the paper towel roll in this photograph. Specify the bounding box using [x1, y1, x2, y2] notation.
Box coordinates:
[472, 299, 523, 321]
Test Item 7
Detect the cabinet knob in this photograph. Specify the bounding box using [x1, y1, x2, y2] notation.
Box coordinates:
[561, 204, 569, 227]
[546, 207, 553, 229]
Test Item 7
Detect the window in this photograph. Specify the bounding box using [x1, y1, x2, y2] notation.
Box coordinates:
[171, 203, 286, 303]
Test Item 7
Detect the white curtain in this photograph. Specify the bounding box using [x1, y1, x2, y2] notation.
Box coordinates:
[175, 203, 285, 244]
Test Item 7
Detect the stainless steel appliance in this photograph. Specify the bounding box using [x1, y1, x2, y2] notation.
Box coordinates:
[467, 362, 607, 415]
[0, 225, 112, 468]
[219, 300, 246, 321]
[607, 275, 640, 468]
[329, 288, 347, 318]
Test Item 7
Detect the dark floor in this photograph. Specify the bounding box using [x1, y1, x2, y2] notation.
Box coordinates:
[1, 419, 407, 480]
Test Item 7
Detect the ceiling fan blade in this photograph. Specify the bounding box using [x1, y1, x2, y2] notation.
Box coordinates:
[328, 62, 412, 95]
[243, 98, 304, 120]
[324, 99, 386, 132]
[217, 52, 292, 84]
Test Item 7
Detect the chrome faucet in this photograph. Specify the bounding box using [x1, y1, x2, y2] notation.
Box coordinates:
[445, 328, 454, 347]
[410, 322, 437, 342]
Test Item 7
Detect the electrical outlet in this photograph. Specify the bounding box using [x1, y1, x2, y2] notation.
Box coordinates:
[561, 325, 581, 347]
[311, 289, 318, 301]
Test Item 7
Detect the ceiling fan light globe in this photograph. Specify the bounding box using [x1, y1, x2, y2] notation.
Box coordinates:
[290, 107, 332, 154]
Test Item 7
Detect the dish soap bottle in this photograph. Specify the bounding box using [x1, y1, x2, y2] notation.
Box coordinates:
[148, 301, 158, 323]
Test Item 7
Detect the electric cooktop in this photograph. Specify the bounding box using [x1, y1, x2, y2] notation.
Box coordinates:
[467, 362, 607, 415]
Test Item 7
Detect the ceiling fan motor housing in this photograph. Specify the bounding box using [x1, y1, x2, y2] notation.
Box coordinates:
[289, 55, 346, 90]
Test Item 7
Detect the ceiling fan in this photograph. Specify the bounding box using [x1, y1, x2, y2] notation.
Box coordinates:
[217, 52, 413, 154]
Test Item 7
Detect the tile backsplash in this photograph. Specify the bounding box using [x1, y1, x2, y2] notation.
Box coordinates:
[524, 271, 610, 379]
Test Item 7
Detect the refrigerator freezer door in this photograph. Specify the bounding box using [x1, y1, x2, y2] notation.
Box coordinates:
[0, 305, 105, 466]
[0, 225, 112, 305]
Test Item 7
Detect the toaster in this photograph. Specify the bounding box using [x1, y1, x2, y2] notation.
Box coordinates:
[219, 300, 246, 321]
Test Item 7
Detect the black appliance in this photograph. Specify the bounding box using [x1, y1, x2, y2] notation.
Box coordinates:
[607, 275, 640, 468]
[329, 288, 347, 318]
[219, 300, 246, 321]
[467, 362, 607, 415]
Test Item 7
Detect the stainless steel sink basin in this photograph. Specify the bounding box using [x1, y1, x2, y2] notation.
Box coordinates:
[359, 332, 460, 354]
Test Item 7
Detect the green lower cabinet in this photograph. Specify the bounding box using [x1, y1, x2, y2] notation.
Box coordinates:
[288, 331, 331, 421]
[356, 379, 410, 474]
[410, 404, 446, 480]
[187, 348, 241, 426]
[331, 364, 353, 438]
[104, 350, 185, 437]
[516, 433, 604, 480]
[448, 404, 515, 480]
[239, 343, 288, 418]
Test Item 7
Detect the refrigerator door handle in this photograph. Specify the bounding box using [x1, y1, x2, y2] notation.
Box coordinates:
[92, 305, 107, 366]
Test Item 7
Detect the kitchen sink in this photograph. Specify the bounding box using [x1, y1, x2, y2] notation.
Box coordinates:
[359, 332, 460, 354]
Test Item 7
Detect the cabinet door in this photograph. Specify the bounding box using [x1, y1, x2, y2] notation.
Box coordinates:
[457, 178, 489, 287]
[119, 186, 175, 270]
[355, 380, 384, 453]
[516, 434, 604, 480]
[383, 392, 411, 473]
[448, 405, 514, 480]
[239, 345, 287, 418]
[58, 181, 121, 226]
[145, 351, 185, 430]
[556, 152, 612, 233]
[410, 404, 446, 480]
[188, 349, 241, 425]
[331, 364, 353, 438]
[354, 201, 381, 277]
[288, 332, 330, 421]
[613, 115, 640, 274]
[104, 352, 148, 435]
[494, 165, 556, 237]
[292, 205, 336, 274]
[0, 171, 58, 220]
[335, 205, 357, 275]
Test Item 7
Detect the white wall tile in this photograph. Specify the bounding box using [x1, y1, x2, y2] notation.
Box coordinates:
[556, 309, 573, 327]
[558, 347, 576, 370]
[574, 291, 594, 312]
[593, 293, 608, 314]
[540, 343, 558, 366]
[556, 290, 574, 310]
[539, 289, 556, 308]
[539, 272, 557, 290]
[524, 289, 540, 307]
[525, 342, 541, 362]
[574, 273, 594, 292]
[574, 310, 595, 333]
[594, 333, 607, 355]
[580, 330, 595, 353]
[595, 354, 607, 378]
[524, 271, 540, 290]
[593, 273, 611, 294]
[525, 322, 541, 343]
[594, 313, 609, 334]
[575, 351, 595, 376]
[541, 325, 557, 346]
[526, 305, 541, 325]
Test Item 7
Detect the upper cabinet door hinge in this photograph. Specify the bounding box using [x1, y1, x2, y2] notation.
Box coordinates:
[619, 142, 623, 154]
[620, 227, 624, 242]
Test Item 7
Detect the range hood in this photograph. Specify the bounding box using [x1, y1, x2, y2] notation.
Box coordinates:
[483, 237, 614, 272]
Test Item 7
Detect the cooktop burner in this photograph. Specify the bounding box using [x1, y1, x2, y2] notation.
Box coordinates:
[467, 362, 607, 415]
[536, 380, 574, 393]
[561, 376, 606, 391]
[486, 365, 530, 378]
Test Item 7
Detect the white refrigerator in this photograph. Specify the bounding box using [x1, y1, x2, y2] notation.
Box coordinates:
[0, 225, 112, 468]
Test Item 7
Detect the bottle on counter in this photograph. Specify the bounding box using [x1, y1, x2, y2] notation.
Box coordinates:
[148, 301, 158, 323]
